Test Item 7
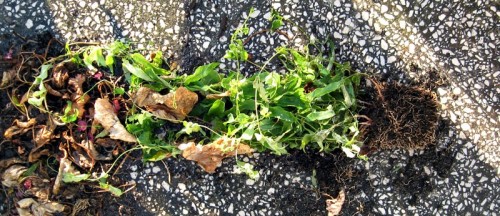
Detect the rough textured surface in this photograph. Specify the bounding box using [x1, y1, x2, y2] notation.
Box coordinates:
[1, 0, 499, 215]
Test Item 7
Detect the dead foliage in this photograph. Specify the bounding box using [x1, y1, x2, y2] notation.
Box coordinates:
[133, 86, 198, 122]
[3, 119, 37, 140]
[94, 98, 137, 143]
[179, 137, 254, 173]
[325, 189, 345, 216]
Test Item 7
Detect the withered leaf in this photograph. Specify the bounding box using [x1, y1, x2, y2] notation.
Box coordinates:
[1, 68, 16, 88]
[69, 74, 90, 118]
[44, 83, 63, 97]
[3, 119, 37, 140]
[1, 165, 27, 187]
[326, 189, 345, 216]
[17, 198, 66, 216]
[94, 98, 136, 143]
[53, 146, 71, 195]
[133, 86, 198, 122]
[179, 137, 254, 173]
[51, 62, 71, 89]
[28, 149, 50, 163]
[34, 118, 56, 148]
[0, 157, 24, 170]
[206, 91, 231, 100]
[23, 177, 51, 200]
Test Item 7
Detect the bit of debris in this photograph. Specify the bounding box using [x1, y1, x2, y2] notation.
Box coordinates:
[326, 189, 345, 216]
[1, 165, 27, 187]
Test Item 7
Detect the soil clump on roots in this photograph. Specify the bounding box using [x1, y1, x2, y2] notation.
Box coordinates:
[359, 79, 440, 151]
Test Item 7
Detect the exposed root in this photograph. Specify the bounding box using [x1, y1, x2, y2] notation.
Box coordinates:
[360, 79, 439, 150]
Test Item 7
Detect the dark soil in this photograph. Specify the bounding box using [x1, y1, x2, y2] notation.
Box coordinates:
[358, 79, 440, 151]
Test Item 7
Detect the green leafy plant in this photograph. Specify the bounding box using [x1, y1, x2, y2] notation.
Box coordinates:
[126, 111, 181, 161]
[20, 8, 367, 185]
[27, 64, 53, 109]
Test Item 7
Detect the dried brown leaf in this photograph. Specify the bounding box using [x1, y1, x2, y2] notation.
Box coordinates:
[94, 98, 136, 143]
[179, 137, 254, 173]
[24, 177, 51, 200]
[44, 83, 63, 97]
[1, 68, 16, 88]
[51, 62, 71, 89]
[68, 74, 85, 95]
[326, 189, 345, 216]
[1, 165, 27, 187]
[28, 149, 50, 163]
[72, 94, 90, 119]
[133, 86, 198, 122]
[17, 198, 67, 216]
[67, 74, 90, 118]
[34, 118, 56, 148]
[53, 146, 71, 195]
[3, 119, 37, 140]
[0, 157, 24, 170]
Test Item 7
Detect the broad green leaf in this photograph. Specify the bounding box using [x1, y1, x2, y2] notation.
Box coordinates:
[185, 63, 220, 85]
[270, 9, 283, 31]
[301, 134, 314, 149]
[276, 94, 307, 109]
[122, 59, 153, 81]
[306, 110, 335, 121]
[308, 79, 343, 100]
[269, 106, 296, 122]
[105, 53, 115, 73]
[60, 101, 78, 123]
[152, 51, 163, 67]
[95, 48, 106, 66]
[207, 99, 225, 119]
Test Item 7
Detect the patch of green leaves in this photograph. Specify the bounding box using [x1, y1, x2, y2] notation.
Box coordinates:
[270, 9, 284, 31]
[126, 111, 181, 161]
[235, 160, 259, 179]
[28, 64, 52, 109]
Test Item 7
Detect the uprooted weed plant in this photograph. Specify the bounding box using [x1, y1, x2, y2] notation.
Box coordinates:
[1, 9, 366, 207]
